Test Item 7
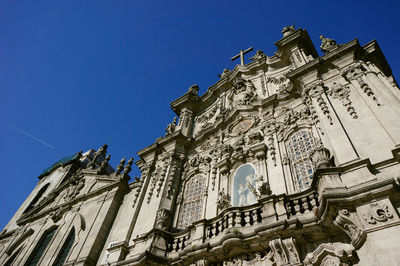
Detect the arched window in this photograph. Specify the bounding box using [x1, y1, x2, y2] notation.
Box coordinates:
[285, 129, 317, 191]
[53, 228, 75, 266]
[232, 164, 258, 207]
[23, 183, 50, 214]
[178, 175, 206, 228]
[25, 227, 57, 266]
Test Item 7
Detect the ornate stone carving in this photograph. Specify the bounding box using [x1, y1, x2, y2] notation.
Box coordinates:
[341, 62, 380, 106]
[230, 77, 258, 106]
[362, 200, 394, 224]
[230, 117, 254, 137]
[304, 80, 333, 125]
[268, 237, 300, 266]
[147, 165, 162, 203]
[64, 173, 85, 201]
[216, 189, 231, 211]
[155, 208, 171, 229]
[329, 82, 358, 119]
[334, 209, 364, 248]
[320, 35, 339, 53]
[179, 109, 193, 128]
[248, 175, 271, 199]
[165, 117, 177, 136]
[277, 76, 293, 95]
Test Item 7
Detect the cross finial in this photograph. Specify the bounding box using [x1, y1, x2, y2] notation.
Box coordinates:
[231, 47, 253, 66]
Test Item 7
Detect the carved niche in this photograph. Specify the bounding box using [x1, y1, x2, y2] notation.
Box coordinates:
[268, 237, 300, 266]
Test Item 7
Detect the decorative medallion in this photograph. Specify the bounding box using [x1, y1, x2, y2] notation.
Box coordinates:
[230, 117, 254, 136]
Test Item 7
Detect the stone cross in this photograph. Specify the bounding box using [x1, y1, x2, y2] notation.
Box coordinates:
[231, 47, 253, 66]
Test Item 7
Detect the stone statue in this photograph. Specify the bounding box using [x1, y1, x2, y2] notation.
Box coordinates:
[250, 50, 266, 61]
[187, 84, 199, 96]
[218, 68, 231, 79]
[216, 189, 231, 211]
[320, 35, 339, 53]
[232, 77, 258, 106]
[165, 117, 177, 136]
[282, 23, 296, 37]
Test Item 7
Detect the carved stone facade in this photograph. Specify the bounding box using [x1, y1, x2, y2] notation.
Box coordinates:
[2, 26, 400, 266]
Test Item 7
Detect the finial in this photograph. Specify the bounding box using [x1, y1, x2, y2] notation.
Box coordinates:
[98, 154, 111, 174]
[116, 158, 126, 175]
[124, 158, 134, 174]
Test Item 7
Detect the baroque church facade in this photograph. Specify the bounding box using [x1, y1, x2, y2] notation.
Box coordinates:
[1, 26, 400, 265]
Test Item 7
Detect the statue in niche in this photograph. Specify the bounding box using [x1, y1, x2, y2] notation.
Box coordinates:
[233, 164, 258, 206]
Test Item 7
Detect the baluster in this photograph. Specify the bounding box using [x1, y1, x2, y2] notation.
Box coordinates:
[181, 236, 186, 250]
[208, 224, 213, 239]
[244, 211, 251, 226]
[220, 216, 225, 233]
[309, 193, 317, 209]
[168, 239, 173, 252]
[298, 198, 305, 213]
[293, 199, 300, 215]
[235, 211, 242, 227]
[212, 223, 217, 237]
[175, 238, 180, 251]
[228, 212, 235, 228]
[215, 221, 220, 236]
[225, 214, 229, 229]
[256, 207, 262, 223]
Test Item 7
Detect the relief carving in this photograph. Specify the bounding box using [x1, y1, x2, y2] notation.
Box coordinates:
[329, 82, 358, 119]
[155, 208, 171, 229]
[64, 173, 85, 201]
[362, 200, 394, 225]
[304, 80, 333, 125]
[268, 237, 300, 265]
[229, 77, 258, 107]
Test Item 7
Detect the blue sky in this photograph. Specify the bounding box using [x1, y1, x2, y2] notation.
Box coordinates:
[1, 1, 399, 229]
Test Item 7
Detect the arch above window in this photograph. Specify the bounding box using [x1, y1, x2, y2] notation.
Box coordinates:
[232, 164, 258, 207]
[178, 175, 206, 228]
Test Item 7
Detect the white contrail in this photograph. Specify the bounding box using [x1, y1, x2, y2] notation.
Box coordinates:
[6, 123, 55, 149]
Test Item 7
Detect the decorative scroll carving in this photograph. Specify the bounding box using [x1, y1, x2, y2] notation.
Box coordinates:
[304, 242, 356, 266]
[362, 200, 394, 225]
[329, 82, 358, 119]
[147, 165, 162, 203]
[133, 161, 149, 207]
[268, 237, 300, 266]
[155, 208, 171, 229]
[334, 209, 364, 248]
[304, 80, 333, 125]
[341, 62, 380, 106]
[216, 189, 231, 211]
